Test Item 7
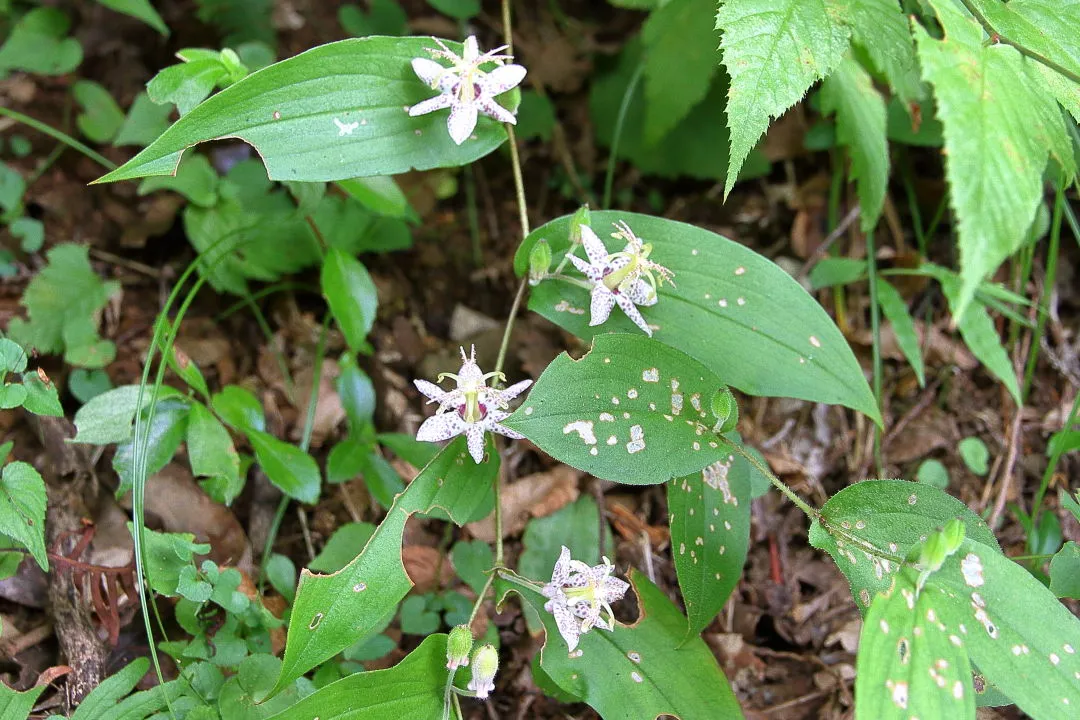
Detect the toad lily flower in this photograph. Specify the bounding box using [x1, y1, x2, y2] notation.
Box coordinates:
[541, 546, 630, 652]
[408, 36, 527, 145]
[414, 346, 532, 464]
[567, 221, 675, 337]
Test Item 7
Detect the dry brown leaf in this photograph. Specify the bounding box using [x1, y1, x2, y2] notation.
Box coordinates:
[401, 545, 452, 594]
[289, 359, 345, 448]
[467, 465, 579, 543]
[606, 498, 668, 547]
[885, 405, 956, 464]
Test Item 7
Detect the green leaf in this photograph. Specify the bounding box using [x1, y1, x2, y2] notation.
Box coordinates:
[166, 343, 210, 399]
[0, 462, 47, 570]
[516, 212, 880, 422]
[212, 385, 266, 432]
[310, 522, 376, 574]
[187, 403, 243, 505]
[503, 334, 733, 484]
[96, 37, 516, 185]
[270, 435, 494, 695]
[147, 54, 230, 116]
[398, 594, 440, 635]
[499, 571, 744, 720]
[139, 154, 219, 208]
[336, 175, 414, 220]
[10, 217, 43, 253]
[265, 634, 447, 719]
[641, 0, 720, 143]
[70, 657, 150, 720]
[112, 398, 190, 496]
[1049, 430, 1080, 457]
[339, 0, 408, 37]
[1050, 541, 1080, 599]
[809, 257, 867, 289]
[135, 525, 211, 597]
[875, 279, 925, 387]
[828, 0, 922, 103]
[72, 80, 126, 144]
[668, 448, 751, 638]
[322, 249, 378, 352]
[0, 8, 82, 76]
[0, 682, 45, 720]
[0, 339, 27, 375]
[914, 0, 1074, 319]
[426, 0, 480, 19]
[716, 0, 850, 196]
[958, 437, 990, 476]
[820, 55, 888, 231]
[855, 571, 974, 720]
[96, 0, 168, 35]
[450, 539, 492, 596]
[0, 381, 26, 410]
[940, 278, 1021, 404]
[19, 371, 63, 417]
[915, 458, 949, 489]
[6, 244, 120, 367]
[808, 480, 997, 610]
[515, 90, 556, 142]
[247, 430, 321, 504]
[0, 163, 25, 216]
[114, 92, 173, 147]
[72, 384, 182, 445]
[265, 553, 297, 603]
[69, 368, 113, 404]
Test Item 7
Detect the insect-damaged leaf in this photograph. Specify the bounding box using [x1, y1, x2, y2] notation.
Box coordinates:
[515, 212, 880, 424]
[94, 37, 517, 184]
[502, 334, 731, 485]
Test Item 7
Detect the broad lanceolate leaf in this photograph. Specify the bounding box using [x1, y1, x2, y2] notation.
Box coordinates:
[641, 0, 720, 143]
[914, 0, 1075, 319]
[0, 682, 45, 720]
[1050, 541, 1080, 599]
[856, 572, 975, 720]
[321, 248, 378, 352]
[716, 0, 850, 196]
[820, 54, 888, 231]
[186, 402, 243, 505]
[516, 212, 880, 423]
[0, 462, 48, 570]
[271, 435, 496, 695]
[827, 0, 922, 103]
[247, 430, 321, 505]
[96, 0, 168, 35]
[875, 279, 925, 387]
[939, 276, 1021, 404]
[498, 570, 744, 720]
[809, 480, 997, 611]
[265, 635, 447, 719]
[504, 334, 732, 484]
[668, 447, 751, 638]
[95, 37, 514, 185]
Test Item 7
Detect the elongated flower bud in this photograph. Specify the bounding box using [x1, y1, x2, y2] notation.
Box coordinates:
[468, 644, 499, 699]
[446, 625, 473, 671]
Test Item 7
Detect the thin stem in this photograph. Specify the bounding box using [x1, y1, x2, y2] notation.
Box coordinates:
[957, 0, 1080, 86]
[0, 106, 116, 170]
[506, 125, 530, 238]
[1031, 390, 1080, 529]
[866, 231, 885, 476]
[725, 440, 820, 522]
[1022, 181, 1064, 399]
[603, 60, 644, 210]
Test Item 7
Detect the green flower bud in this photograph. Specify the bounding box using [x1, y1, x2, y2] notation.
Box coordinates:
[528, 239, 553, 286]
[568, 205, 591, 247]
[710, 385, 739, 434]
[446, 625, 473, 671]
[467, 644, 499, 699]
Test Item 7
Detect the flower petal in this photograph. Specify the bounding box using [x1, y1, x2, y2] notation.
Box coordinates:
[589, 286, 617, 328]
[579, 225, 609, 266]
[414, 379, 448, 402]
[489, 421, 524, 440]
[615, 292, 652, 336]
[603, 576, 630, 601]
[417, 412, 464, 443]
[501, 379, 532, 401]
[623, 277, 658, 307]
[411, 57, 448, 87]
[476, 96, 517, 124]
[465, 423, 486, 463]
[567, 253, 603, 282]
[484, 64, 527, 95]
[550, 599, 581, 652]
[408, 93, 452, 117]
[551, 546, 572, 585]
[447, 103, 479, 145]
[462, 36, 479, 63]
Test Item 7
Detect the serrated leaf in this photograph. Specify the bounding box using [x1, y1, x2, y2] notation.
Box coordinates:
[828, 0, 922, 103]
[0, 462, 47, 570]
[809, 480, 998, 611]
[820, 54, 888, 230]
[641, 0, 720, 143]
[96, 0, 168, 35]
[270, 435, 495, 695]
[0, 384, 26, 410]
[265, 635, 447, 719]
[95, 37, 516, 185]
[875, 278, 925, 387]
[515, 212, 880, 422]
[716, 0, 850, 196]
[497, 571, 744, 720]
[6, 244, 120, 366]
[669, 448, 751, 638]
[503, 334, 732, 484]
[914, 0, 1073, 319]
[247, 430, 321, 504]
[855, 573, 974, 720]
[322, 249, 378, 352]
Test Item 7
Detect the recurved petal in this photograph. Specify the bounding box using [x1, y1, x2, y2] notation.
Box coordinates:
[476, 96, 517, 124]
[567, 253, 602, 281]
[417, 412, 464, 443]
[501, 378, 533, 401]
[447, 102, 479, 145]
[411, 57, 448, 87]
[589, 286, 617, 328]
[484, 63, 527, 95]
[408, 93, 452, 117]
[615, 292, 652, 336]
[489, 421, 524, 440]
[414, 378, 448, 402]
[579, 225, 609, 266]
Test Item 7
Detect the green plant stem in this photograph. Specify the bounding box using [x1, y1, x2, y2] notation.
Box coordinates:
[1064, 193, 1080, 251]
[1022, 181, 1064, 399]
[603, 60, 644, 210]
[1031, 391, 1080, 529]
[0, 106, 116, 170]
[866, 232, 885, 476]
[957, 0, 1080, 86]
[726, 441, 820, 521]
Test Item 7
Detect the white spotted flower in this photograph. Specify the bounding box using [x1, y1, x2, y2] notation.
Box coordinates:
[414, 346, 531, 464]
[408, 36, 527, 145]
[540, 546, 630, 652]
[567, 221, 674, 337]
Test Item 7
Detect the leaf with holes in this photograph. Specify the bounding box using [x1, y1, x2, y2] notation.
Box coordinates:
[856, 571, 974, 720]
[914, 0, 1075, 319]
[0, 462, 47, 571]
[94, 37, 517, 185]
[270, 434, 495, 696]
[503, 334, 732, 484]
[668, 446, 751, 638]
[716, 0, 850, 197]
[497, 570, 744, 720]
[515, 212, 879, 423]
[808, 480, 997, 611]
